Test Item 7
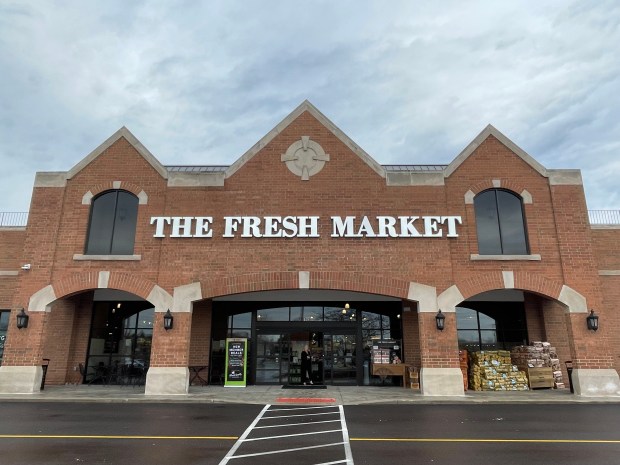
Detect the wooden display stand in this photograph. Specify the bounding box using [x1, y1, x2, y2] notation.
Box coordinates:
[371, 363, 416, 389]
[528, 367, 554, 389]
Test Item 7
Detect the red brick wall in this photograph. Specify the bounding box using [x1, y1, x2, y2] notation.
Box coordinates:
[1, 114, 617, 376]
[41, 299, 76, 384]
[0, 229, 25, 308]
[591, 229, 620, 270]
[600, 276, 620, 372]
[524, 294, 546, 343]
[150, 312, 191, 367]
[402, 307, 420, 368]
[591, 229, 620, 373]
[542, 300, 572, 382]
[189, 300, 212, 365]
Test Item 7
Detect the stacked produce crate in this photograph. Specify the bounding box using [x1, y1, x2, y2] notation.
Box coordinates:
[469, 350, 529, 391]
[510, 342, 565, 389]
[459, 350, 468, 391]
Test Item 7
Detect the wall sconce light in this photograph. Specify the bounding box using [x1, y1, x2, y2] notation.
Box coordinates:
[16, 308, 29, 329]
[586, 309, 599, 331]
[435, 310, 445, 331]
[342, 303, 349, 315]
[163, 309, 174, 331]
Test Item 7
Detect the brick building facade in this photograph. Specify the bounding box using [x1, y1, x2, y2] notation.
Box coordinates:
[0, 101, 618, 397]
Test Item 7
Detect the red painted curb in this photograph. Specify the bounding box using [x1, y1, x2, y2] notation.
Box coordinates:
[276, 397, 336, 403]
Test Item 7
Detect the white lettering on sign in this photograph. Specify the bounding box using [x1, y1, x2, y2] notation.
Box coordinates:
[222, 216, 319, 238]
[329, 216, 462, 238]
[150, 215, 462, 238]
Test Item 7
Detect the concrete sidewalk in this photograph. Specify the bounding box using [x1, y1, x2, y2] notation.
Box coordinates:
[1, 384, 619, 405]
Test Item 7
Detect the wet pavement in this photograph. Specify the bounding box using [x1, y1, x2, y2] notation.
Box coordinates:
[1, 384, 619, 405]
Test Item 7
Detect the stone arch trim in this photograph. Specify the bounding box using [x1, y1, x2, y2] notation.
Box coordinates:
[466, 180, 531, 203]
[440, 272, 571, 311]
[81, 181, 147, 204]
[199, 271, 412, 300]
[28, 272, 172, 312]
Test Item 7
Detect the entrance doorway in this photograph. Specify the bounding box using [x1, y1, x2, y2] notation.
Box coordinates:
[255, 331, 358, 385]
[207, 293, 404, 386]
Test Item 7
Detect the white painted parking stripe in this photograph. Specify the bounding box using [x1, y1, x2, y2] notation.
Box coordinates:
[315, 461, 349, 465]
[218, 404, 271, 465]
[242, 429, 343, 442]
[225, 441, 347, 459]
[254, 419, 342, 429]
[338, 405, 354, 465]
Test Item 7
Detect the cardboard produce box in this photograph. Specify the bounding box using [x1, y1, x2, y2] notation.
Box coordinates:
[527, 367, 554, 389]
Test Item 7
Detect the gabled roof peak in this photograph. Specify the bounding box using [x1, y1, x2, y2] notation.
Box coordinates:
[67, 126, 168, 180]
[444, 124, 548, 178]
[225, 100, 386, 179]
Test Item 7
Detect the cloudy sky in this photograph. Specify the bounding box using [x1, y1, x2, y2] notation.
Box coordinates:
[0, 1, 618, 213]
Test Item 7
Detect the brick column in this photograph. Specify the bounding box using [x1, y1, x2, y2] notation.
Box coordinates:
[41, 299, 77, 385]
[541, 300, 572, 386]
[550, 183, 620, 396]
[0, 181, 66, 393]
[0, 309, 48, 392]
[401, 308, 420, 369]
[145, 282, 200, 395]
[413, 283, 464, 396]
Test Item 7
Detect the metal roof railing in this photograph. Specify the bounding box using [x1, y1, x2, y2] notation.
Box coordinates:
[383, 164, 448, 171]
[166, 165, 229, 173]
[0, 212, 28, 227]
[588, 210, 620, 225]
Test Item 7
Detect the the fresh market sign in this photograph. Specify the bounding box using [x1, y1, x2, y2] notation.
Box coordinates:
[150, 215, 462, 238]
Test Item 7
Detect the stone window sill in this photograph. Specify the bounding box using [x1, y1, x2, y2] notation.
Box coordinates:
[470, 254, 541, 261]
[73, 254, 141, 261]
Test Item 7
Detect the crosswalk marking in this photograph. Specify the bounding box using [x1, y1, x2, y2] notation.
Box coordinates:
[242, 429, 344, 442]
[219, 404, 354, 464]
[254, 419, 341, 429]
[225, 442, 347, 459]
[262, 411, 340, 419]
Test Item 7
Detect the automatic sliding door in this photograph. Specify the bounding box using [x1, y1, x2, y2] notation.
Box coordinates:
[324, 333, 357, 385]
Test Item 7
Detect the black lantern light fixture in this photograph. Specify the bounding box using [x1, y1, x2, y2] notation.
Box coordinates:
[586, 309, 599, 331]
[435, 310, 445, 331]
[163, 309, 174, 331]
[16, 308, 29, 329]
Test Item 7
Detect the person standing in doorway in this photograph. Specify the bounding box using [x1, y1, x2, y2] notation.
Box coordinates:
[301, 344, 313, 385]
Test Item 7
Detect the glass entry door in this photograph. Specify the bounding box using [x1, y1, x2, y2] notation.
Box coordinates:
[255, 333, 290, 384]
[255, 331, 358, 385]
[323, 333, 357, 385]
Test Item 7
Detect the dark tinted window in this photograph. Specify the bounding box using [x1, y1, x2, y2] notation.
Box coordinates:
[474, 189, 528, 255]
[456, 303, 527, 351]
[86, 190, 138, 255]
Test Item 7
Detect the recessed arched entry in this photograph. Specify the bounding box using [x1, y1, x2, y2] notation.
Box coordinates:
[189, 289, 408, 386]
[17, 272, 172, 388]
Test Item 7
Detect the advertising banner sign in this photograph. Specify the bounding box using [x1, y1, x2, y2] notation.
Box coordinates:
[224, 338, 247, 387]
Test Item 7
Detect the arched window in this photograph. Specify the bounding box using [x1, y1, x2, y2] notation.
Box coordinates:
[85, 190, 138, 255]
[474, 189, 529, 255]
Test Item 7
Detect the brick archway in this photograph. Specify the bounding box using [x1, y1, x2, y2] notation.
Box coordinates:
[199, 271, 412, 301]
[28, 271, 172, 312]
[454, 271, 564, 303]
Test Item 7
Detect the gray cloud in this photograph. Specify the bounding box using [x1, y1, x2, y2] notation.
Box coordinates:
[0, 1, 618, 211]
